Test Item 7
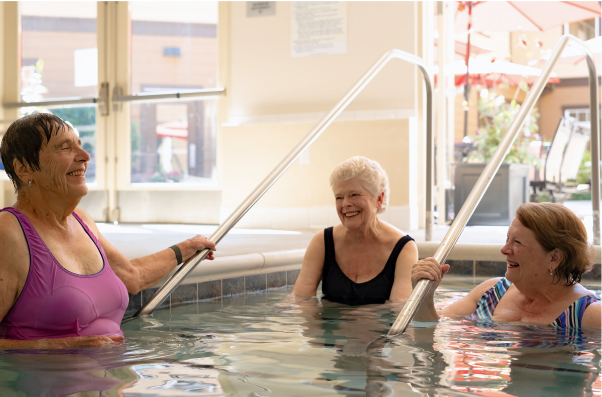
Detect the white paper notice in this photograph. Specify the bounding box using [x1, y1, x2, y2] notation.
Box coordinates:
[291, 2, 347, 58]
[74, 48, 98, 87]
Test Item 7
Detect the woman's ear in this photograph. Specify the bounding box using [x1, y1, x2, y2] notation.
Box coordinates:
[550, 248, 564, 268]
[13, 159, 31, 186]
[376, 191, 384, 207]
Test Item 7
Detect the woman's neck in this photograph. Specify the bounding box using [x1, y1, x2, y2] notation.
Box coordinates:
[14, 190, 78, 228]
[344, 217, 383, 243]
[512, 278, 574, 306]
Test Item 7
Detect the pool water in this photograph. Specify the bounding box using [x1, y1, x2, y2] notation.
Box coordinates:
[0, 285, 599, 396]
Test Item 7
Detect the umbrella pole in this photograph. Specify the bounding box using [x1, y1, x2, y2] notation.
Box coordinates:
[463, 3, 473, 137]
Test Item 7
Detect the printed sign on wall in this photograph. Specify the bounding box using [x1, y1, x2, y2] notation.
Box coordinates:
[291, 2, 347, 58]
[247, 2, 276, 17]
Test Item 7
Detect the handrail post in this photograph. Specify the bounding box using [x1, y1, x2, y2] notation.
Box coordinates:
[387, 34, 600, 337]
[134, 49, 435, 317]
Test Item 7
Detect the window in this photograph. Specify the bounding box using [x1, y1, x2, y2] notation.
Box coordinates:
[20, 1, 98, 183]
[129, 2, 218, 185]
[565, 108, 590, 124]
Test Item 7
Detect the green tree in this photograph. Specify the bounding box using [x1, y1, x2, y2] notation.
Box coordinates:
[467, 93, 541, 167]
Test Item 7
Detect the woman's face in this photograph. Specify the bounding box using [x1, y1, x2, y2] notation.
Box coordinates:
[500, 218, 555, 285]
[333, 178, 382, 231]
[32, 125, 90, 199]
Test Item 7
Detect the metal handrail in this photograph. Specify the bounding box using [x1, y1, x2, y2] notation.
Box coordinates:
[387, 34, 600, 338]
[3, 87, 225, 109]
[112, 87, 225, 104]
[4, 97, 99, 109]
[134, 49, 435, 317]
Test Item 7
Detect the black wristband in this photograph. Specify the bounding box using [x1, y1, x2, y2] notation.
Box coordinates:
[170, 245, 183, 264]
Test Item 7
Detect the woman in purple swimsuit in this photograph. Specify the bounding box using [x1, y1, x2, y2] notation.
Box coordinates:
[412, 202, 601, 328]
[0, 113, 216, 348]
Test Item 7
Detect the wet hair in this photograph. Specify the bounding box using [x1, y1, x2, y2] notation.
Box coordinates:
[0, 113, 69, 191]
[515, 202, 594, 285]
[329, 156, 390, 214]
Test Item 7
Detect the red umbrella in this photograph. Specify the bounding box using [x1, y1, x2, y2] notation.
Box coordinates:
[455, 1, 601, 135]
[455, 1, 601, 33]
[434, 58, 561, 87]
[434, 38, 493, 62]
[156, 119, 188, 139]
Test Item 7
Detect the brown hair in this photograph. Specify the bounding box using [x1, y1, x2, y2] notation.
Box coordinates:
[0, 113, 69, 191]
[515, 202, 594, 285]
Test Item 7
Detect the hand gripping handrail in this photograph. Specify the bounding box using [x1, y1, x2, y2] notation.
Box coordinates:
[387, 34, 600, 338]
[134, 49, 435, 317]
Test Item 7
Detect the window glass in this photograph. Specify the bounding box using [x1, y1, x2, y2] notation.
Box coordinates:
[568, 19, 597, 41]
[129, 1, 218, 185]
[21, 1, 98, 99]
[20, 1, 98, 183]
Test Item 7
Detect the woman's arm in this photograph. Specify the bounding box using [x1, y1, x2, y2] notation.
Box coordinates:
[291, 231, 325, 299]
[74, 209, 216, 295]
[389, 240, 418, 301]
[0, 335, 124, 349]
[411, 257, 501, 321]
[0, 212, 30, 324]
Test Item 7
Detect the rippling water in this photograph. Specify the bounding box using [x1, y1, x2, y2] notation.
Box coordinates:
[0, 288, 599, 396]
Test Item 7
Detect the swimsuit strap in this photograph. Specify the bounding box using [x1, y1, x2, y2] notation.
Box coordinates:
[468, 278, 512, 321]
[553, 294, 601, 329]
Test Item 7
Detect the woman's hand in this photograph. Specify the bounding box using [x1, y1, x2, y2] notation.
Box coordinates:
[411, 258, 450, 296]
[177, 235, 217, 261]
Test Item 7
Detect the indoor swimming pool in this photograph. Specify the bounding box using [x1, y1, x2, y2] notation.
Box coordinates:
[0, 283, 599, 396]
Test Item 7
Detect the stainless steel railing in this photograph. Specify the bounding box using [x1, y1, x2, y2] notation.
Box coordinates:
[3, 86, 225, 114]
[135, 49, 435, 316]
[387, 34, 600, 338]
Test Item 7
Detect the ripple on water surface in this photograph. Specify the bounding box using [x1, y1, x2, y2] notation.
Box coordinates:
[0, 289, 599, 396]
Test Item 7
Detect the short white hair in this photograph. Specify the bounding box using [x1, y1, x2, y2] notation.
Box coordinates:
[329, 156, 390, 214]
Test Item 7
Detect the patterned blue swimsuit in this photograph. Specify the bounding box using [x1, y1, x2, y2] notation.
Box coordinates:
[468, 278, 600, 328]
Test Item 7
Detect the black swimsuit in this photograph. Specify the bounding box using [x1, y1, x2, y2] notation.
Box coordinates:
[321, 227, 415, 305]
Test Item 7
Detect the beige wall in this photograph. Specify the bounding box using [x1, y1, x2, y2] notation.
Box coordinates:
[1, 2, 19, 209]
[540, 84, 602, 141]
[221, 118, 419, 230]
[228, 1, 418, 119]
[220, 2, 423, 230]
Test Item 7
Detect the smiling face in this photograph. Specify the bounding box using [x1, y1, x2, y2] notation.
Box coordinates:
[333, 177, 383, 230]
[32, 125, 90, 199]
[501, 218, 556, 284]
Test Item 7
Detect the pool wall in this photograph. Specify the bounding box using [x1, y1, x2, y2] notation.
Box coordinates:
[125, 244, 601, 316]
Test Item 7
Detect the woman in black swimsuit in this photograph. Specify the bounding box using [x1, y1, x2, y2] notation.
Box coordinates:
[292, 156, 418, 305]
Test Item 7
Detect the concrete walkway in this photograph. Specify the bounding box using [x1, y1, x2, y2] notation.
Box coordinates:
[100, 200, 599, 260]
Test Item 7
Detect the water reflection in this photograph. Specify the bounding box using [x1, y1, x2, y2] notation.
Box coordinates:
[0, 289, 598, 396]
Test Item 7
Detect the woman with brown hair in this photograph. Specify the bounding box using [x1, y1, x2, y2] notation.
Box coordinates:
[412, 202, 600, 328]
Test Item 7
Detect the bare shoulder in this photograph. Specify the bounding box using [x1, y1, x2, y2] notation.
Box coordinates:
[468, 277, 504, 299]
[582, 300, 601, 328]
[378, 220, 406, 239]
[0, 210, 29, 275]
[0, 211, 26, 247]
[305, 229, 326, 257]
[73, 207, 101, 236]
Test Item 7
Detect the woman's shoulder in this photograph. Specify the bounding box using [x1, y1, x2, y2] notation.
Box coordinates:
[0, 210, 25, 241]
[378, 220, 406, 236]
[467, 277, 506, 300]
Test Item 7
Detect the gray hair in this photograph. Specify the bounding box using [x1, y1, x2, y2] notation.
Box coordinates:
[329, 156, 390, 214]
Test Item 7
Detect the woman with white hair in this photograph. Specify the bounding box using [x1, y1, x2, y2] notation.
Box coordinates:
[292, 156, 418, 305]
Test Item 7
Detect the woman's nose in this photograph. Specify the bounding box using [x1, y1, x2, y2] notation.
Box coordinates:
[500, 242, 512, 255]
[76, 146, 91, 162]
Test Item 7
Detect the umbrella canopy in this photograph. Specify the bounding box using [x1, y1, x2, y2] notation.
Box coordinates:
[529, 37, 601, 67]
[156, 119, 188, 139]
[434, 38, 493, 62]
[433, 58, 561, 87]
[455, 1, 601, 33]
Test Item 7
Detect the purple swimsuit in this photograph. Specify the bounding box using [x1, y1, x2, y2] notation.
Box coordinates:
[0, 207, 128, 340]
